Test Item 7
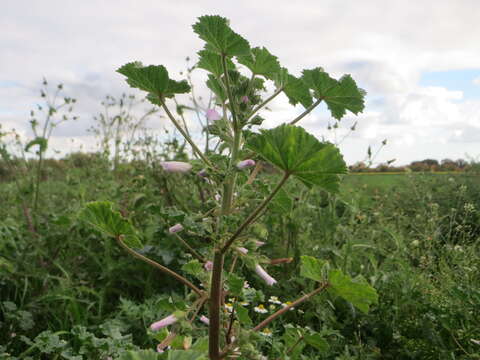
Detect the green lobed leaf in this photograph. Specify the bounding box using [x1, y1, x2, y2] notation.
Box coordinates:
[226, 273, 244, 296]
[237, 47, 281, 79]
[234, 304, 252, 326]
[328, 269, 378, 314]
[246, 124, 347, 192]
[192, 15, 250, 57]
[181, 260, 203, 277]
[196, 49, 235, 77]
[274, 68, 313, 108]
[302, 68, 366, 120]
[80, 201, 143, 248]
[206, 74, 227, 102]
[304, 333, 329, 352]
[282, 325, 305, 358]
[300, 256, 327, 282]
[117, 62, 190, 99]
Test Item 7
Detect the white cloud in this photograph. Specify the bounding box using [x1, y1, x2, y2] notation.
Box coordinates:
[1, 0, 480, 164]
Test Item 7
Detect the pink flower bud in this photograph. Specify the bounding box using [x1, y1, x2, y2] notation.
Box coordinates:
[255, 265, 277, 286]
[236, 247, 248, 255]
[199, 315, 210, 325]
[255, 241, 265, 247]
[206, 109, 221, 121]
[204, 261, 213, 271]
[150, 314, 177, 331]
[237, 159, 255, 170]
[160, 161, 192, 173]
[169, 223, 184, 233]
[240, 96, 249, 104]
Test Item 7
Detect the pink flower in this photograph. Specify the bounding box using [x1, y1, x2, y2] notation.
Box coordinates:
[199, 315, 210, 325]
[160, 161, 192, 173]
[169, 223, 184, 233]
[236, 247, 248, 255]
[204, 261, 213, 271]
[255, 241, 265, 247]
[240, 96, 249, 104]
[150, 314, 177, 331]
[237, 159, 255, 170]
[255, 265, 277, 286]
[206, 109, 221, 121]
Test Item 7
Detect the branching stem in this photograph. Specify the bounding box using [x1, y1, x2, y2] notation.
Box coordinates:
[221, 172, 290, 254]
[253, 282, 329, 331]
[160, 98, 214, 169]
[116, 235, 203, 296]
[289, 97, 323, 125]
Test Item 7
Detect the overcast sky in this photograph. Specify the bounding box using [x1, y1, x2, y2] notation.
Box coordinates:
[1, 0, 479, 165]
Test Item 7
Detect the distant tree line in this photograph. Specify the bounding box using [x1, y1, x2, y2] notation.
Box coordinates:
[349, 158, 478, 173]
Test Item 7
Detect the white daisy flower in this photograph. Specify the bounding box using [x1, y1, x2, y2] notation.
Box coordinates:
[268, 296, 282, 305]
[254, 304, 268, 314]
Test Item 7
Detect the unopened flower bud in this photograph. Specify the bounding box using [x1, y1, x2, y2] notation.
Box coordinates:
[197, 169, 208, 177]
[236, 247, 249, 255]
[204, 261, 213, 271]
[150, 314, 177, 331]
[255, 264, 277, 286]
[169, 223, 184, 233]
[199, 315, 210, 325]
[255, 241, 265, 247]
[237, 159, 255, 170]
[206, 109, 221, 121]
[160, 161, 192, 173]
[240, 96, 249, 104]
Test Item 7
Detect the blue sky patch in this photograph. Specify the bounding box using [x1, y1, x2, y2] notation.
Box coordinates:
[419, 69, 480, 100]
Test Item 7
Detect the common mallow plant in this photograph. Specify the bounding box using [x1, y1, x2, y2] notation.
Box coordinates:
[82, 15, 378, 359]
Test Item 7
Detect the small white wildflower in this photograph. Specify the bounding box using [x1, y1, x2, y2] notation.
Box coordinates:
[260, 328, 272, 337]
[268, 296, 282, 305]
[254, 304, 268, 314]
[224, 303, 233, 313]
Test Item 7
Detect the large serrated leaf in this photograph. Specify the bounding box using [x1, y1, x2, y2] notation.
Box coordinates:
[237, 47, 281, 79]
[300, 256, 327, 282]
[206, 74, 227, 102]
[80, 201, 143, 248]
[328, 269, 378, 314]
[274, 68, 313, 108]
[304, 333, 329, 352]
[196, 49, 235, 77]
[302, 68, 366, 120]
[246, 124, 347, 192]
[192, 15, 250, 57]
[117, 62, 190, 99]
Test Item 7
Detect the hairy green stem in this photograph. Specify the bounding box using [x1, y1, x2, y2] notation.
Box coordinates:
[159, 98, 214, 168]
[116, 235, 203, 296]
[221, 172, 290, 254]
[289, 97, 323, 125]
[245, 87, 283, 122]
[221, 55, 238, 131]
[174, 233, 206, 262]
